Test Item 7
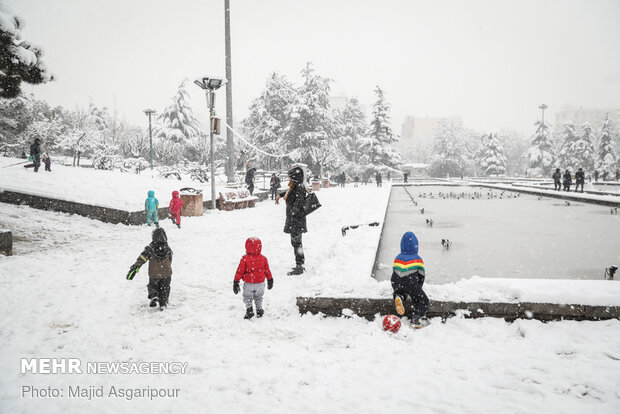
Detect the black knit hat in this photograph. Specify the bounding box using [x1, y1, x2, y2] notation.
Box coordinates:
[288, 167, 304, 184]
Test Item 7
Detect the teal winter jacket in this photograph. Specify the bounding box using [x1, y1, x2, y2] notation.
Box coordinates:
[145, 190, 159, 211]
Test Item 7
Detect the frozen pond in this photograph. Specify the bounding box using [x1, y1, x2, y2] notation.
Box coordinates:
[373, 185, 620, 284]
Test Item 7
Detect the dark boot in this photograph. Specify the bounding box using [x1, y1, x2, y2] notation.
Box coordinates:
[244, 308, 254, 319]
[287, 265, 305, 276]
[149, 297, 159, 307]
[155, 222, 160, 228]
[256, 309, 264, 318]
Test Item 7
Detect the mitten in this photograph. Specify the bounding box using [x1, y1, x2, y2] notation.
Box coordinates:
[267, 278, 274, 290]
[127, 264, 139, 280]
[233, 281, 240, 294]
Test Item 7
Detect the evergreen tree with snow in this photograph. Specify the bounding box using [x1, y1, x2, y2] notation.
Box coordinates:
[358, 86, 401, 171]
[153, 79, 201, 165]
[427, 119, 471, 177]
[527, 119, 554, 176]
[283, 62, 339, 175]
[336, 97, 367, 164]
[573, 122, 596, 172]
[479, 132, 507, 176]
[555, 122, 579, 171]
[242, 72, 297, 170]
[0, 5, 53, 98]
[596, 113, 617, 177]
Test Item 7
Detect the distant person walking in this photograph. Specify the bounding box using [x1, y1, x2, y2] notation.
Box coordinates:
[562, 170, 572, 192]
[245, 167, 256, 196]
[574, 168, 585, 193]
[602, 171, 609, 181]
[42, 153, 51, 172]
[403, 172, 409, 183]
[594, 170, 599, 182]
[552, 168, 561, 191]
[376, 172, 382, 187]
[269, 173, 281, 200]
[23, 138, 41, 172]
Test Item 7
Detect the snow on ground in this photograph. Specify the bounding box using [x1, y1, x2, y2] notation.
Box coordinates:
[0, 156, 230, 210]
[1, 184, 620, 413]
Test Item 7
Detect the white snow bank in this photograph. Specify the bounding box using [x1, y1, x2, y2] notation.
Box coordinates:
[0, 156, 235, 210]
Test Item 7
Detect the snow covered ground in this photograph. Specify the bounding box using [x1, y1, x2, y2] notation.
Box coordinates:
[0, 156, 232, 209]
[1, 182, 620, 413]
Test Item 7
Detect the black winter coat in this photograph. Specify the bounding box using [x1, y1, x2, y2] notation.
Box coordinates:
[281, 184, 307, 234]
[575, 171, 585, 184]
[30, 142, 41, 160]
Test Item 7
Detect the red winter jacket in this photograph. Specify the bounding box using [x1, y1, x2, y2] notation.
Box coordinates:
[168, 191, 183, 213]
[234, 237, 273, 284]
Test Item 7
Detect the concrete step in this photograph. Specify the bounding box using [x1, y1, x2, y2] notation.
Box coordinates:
[297, 297, 620, 322]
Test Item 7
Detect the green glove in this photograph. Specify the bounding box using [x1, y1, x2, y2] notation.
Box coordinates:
[127, 265, 139, 280]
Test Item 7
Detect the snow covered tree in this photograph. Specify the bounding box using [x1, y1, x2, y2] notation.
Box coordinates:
[153, 79, 201, 165]
[0, 5, 53, 98]
[479, 132, 507, 175]
[596, 113, 617, 177]
[242, 72, 297, 170]
[358, 86, 401, 172]
[573, 122, 596, 172]
[427, 119, 472, 177]
[499, 129, 529, 176]
[336, 97, 366, 164]
[555, 122, 579, 171]
[527, 119, 554, 176]
[283, 62, 338, 175]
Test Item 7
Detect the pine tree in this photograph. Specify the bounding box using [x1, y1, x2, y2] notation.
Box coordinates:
[555, 122, 581, 171]
[427, 119, 471, 177]
[573, 122, 596, 172]
[480, 132, 507, 175]
[153, 79, 201, 165]
[358, 86, 401, 171]
[283, 62, 338, 175]
[527, 119, 554, 176]
[242, 72, 297, 170]
[0, 5, 53, 98]
[337, 97, 366, 164]
[596, 113, 617, 177]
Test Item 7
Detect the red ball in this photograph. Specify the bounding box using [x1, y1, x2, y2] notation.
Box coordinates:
[382, 314, 401, 333]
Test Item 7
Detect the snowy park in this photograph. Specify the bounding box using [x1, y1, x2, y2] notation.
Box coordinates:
[2, 0, 620, 413]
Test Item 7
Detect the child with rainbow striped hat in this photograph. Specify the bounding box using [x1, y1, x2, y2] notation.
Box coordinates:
[391, 231, 430, 328]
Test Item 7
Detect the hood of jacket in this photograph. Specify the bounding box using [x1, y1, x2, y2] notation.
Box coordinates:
[148, 190, 155, 198]
[245, 237, 262, 255]
[172, 190, 179, 198]
[393, 231, 424, 276]
[288, 167, 304, 184]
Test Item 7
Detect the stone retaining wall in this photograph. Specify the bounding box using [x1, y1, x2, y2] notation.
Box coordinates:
[297, 297, 620, 322]
[0, 229, 12, 255]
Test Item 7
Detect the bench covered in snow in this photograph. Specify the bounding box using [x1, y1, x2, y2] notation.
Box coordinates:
[218, 189, 258, 211]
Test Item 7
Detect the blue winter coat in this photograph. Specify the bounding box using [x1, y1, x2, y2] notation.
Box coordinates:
[145, 190, 159, 211]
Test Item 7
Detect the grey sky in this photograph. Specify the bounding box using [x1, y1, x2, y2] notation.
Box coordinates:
[6, 0, 620, 137]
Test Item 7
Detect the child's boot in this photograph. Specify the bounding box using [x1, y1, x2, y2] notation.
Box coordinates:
[149, 297, 159, 307]
[155, 222, 160, 228]
[244, 307, 254, 319]
[256, 309, 264, 318]
[394, 294, 405, 316]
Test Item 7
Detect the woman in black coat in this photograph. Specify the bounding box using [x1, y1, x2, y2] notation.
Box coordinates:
[276, 167, 307, 275]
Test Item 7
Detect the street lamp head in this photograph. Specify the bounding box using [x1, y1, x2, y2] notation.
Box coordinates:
[144, 109, 156, 115]
[538, 104, 548, 110]
[194, 75, 227, 91]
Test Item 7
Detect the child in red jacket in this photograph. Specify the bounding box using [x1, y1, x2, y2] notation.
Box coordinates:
[168, 191, 183, 229]
[233, 237, 274, 319]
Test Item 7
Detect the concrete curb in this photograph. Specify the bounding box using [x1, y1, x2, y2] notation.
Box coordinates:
[474, 183, 620, 207]
[296, 297, 620, 322]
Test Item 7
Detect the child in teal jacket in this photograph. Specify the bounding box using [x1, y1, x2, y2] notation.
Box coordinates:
[145, 190, 160, 227]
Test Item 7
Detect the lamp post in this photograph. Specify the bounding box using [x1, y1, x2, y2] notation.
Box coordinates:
[144, 109, 156, 170]
[194, 76, 227, 209]
[538, 104, 548, 126]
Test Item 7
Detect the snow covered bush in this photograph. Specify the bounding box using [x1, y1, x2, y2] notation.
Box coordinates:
[527, 119, 554, 176]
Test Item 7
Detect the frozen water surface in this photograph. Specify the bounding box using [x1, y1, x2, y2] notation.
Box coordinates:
[373, 185, 620, 284]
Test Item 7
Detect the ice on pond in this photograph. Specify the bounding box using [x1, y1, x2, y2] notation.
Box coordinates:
[373, 186, 620, 284]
